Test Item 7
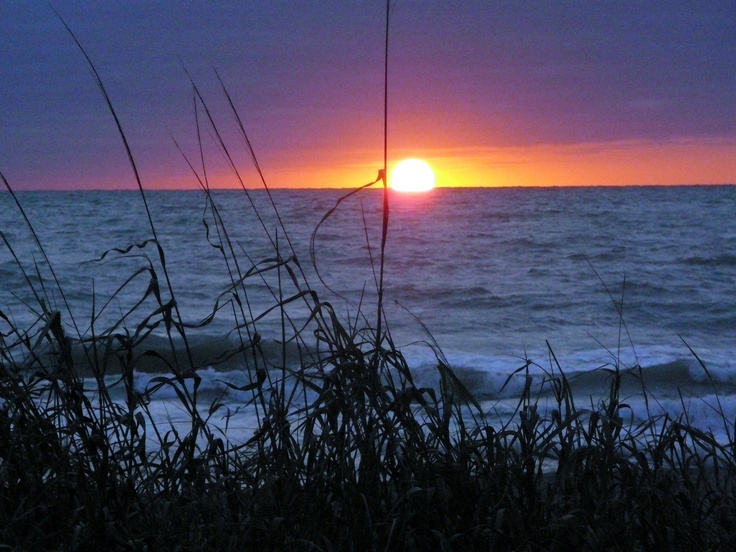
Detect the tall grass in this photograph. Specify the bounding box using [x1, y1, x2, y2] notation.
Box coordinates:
[2, 14, 736, 552]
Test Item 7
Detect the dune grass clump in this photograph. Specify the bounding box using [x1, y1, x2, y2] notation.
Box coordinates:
[3, 237, 736, 552]
[3, 21, 736, 552]
[4, 154, 736, 552]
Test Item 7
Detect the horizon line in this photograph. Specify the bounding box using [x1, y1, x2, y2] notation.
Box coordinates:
[4, 182, 735, 193]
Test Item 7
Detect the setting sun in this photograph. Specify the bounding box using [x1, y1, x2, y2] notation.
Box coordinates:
[390, 159, 435, 192]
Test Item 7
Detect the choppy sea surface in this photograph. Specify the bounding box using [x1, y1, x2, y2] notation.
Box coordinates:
[2, 186, 735, 439]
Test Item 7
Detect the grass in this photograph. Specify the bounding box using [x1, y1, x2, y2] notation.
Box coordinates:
[3, 14, 736, 552]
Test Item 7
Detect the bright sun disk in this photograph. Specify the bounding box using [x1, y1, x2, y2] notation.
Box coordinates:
[391, 159, 435, 192]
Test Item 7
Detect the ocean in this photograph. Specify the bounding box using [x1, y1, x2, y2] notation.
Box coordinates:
[2, 186, 735, 441]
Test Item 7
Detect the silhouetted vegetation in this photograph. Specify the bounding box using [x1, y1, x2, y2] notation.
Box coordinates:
[2, 12, 736, 551]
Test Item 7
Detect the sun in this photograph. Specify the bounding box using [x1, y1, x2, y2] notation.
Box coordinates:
[390, 159, 435, 192]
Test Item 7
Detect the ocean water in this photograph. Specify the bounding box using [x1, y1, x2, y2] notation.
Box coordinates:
[2, 186, 736, 440]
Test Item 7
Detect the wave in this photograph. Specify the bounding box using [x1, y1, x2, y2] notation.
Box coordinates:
[56, 333, 736, 444]
[402, 346, 736, 403]
[680, 254, 736, 268]
[18, 332, 306, 379]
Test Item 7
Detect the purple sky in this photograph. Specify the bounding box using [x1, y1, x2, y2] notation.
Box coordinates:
[2, 1, 735, 190]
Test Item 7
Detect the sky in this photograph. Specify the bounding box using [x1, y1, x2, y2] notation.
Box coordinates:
[1, 1, 735, 190]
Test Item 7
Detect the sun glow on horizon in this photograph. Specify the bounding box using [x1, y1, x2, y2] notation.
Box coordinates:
[390, 159, 435, 192]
